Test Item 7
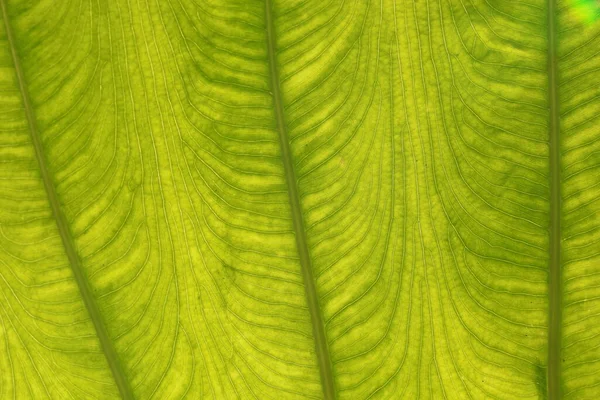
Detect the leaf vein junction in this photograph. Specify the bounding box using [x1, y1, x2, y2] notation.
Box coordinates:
[0, 1, 133, 398]
[264, 0, 336, 398]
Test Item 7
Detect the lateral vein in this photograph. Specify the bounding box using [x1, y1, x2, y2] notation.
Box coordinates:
[264, 1, 336, 398]
[0, 3, 133, 399]
[547, 0, 562, 398]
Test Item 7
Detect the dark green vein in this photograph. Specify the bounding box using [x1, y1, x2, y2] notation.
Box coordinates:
[264, 1, 336, 398]
[547, 0, 561, 398]
[0, 3, 133, 399]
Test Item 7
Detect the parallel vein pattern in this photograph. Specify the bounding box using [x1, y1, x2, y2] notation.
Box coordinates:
[0, 0, 599, 398]
[547, 0, 561, 397]
[0, 1, 132, 398]
[1, 0, 322, 397]
[265, 0, 335, 398]
[0, 4, 121, 399]
[277, 0, 549, 397]
[559, 0, 600, 397]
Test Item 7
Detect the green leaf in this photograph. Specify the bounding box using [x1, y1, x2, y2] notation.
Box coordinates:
[0, 0, 599, 398]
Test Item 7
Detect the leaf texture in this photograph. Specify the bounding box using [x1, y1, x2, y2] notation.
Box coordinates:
[0, 0, 599, 398]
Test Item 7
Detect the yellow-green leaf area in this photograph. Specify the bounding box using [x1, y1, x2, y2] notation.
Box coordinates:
[0, 0, 599, 399]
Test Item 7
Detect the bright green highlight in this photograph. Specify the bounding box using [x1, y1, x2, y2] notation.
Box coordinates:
[1, 0, 600, 399]
[569, 0, 600, 23]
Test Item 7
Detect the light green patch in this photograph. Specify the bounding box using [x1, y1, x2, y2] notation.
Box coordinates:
[568, 0, 600, 23]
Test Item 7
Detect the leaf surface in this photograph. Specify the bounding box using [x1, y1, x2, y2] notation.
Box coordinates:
[0, 0, 599, 398]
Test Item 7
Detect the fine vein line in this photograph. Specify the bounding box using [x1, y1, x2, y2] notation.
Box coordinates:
[264, 1, 336, 398]
[547, 0, 561, 398]
[0, 3, 133, 399]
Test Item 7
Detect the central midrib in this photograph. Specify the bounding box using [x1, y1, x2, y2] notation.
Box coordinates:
[547, 0, 562, 398]
[0, 2, 133, 399]
[264, 1, 336, 399]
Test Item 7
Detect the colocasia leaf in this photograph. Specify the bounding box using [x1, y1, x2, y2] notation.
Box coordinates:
[0, 0, 598, 398]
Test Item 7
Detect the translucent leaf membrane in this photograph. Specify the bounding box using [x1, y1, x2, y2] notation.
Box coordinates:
[559, 0, 600, 397]
[0, 0, 599, 398]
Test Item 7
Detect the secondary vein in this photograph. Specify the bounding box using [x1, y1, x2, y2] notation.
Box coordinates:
[0, 3, 133, 399]
[264, 1, 336, 398]
[547, 0, 561, 398]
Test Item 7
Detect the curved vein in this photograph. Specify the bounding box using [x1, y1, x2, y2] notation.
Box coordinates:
[264, 0, 336, 398]
[547, 0, 562, 398]
[0, 1, 133, 399]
